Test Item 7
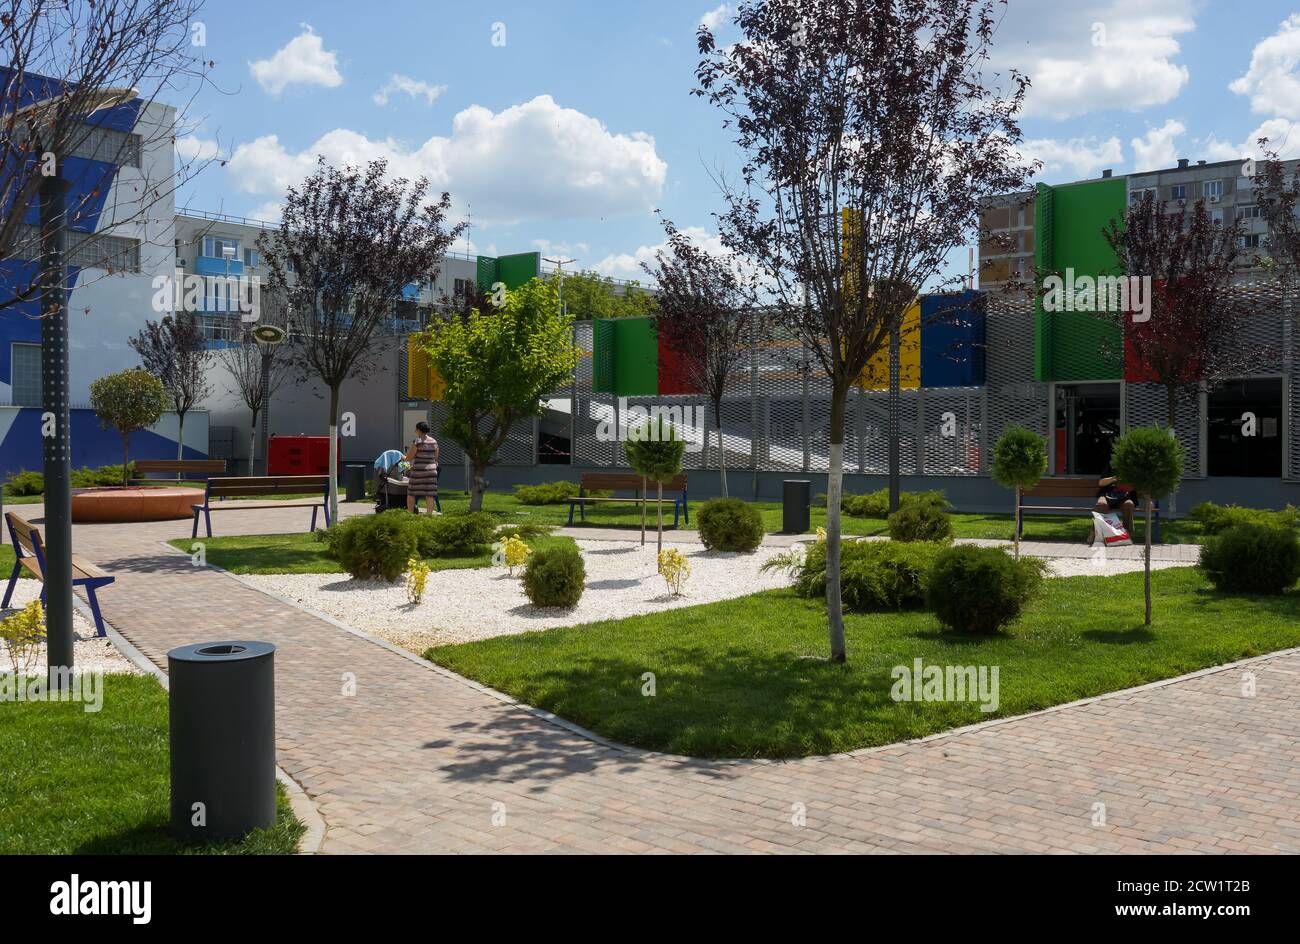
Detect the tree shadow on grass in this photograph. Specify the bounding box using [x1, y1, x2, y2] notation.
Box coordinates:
[1081, 626, 1156, 644]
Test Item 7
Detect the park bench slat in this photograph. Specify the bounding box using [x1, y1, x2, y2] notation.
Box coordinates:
[567, 473, 690, 527]
[192, 476, 331, 538]
[3, 512, 115, 637]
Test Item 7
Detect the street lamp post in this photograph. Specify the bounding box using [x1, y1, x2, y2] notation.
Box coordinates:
[251, 324, 285, 476]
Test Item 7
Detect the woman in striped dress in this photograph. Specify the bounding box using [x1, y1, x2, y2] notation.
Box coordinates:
[403, 421, 440, 515]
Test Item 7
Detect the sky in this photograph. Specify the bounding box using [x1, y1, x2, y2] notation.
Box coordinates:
[170, 1, 1300, 285]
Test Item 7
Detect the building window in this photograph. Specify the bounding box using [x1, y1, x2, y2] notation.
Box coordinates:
[244, 248, 259, 268]
[1210, 208, 1224, 225]
[11, 343, 41, 406]
[1203, 179, 1223, 198]
[11, 224, 140, 272]
[71, 125, 142, 168]
[1170, 184, 1187, 200]
[1239, 234, 1262, 249]
[202, 236, 241, 260]
[453, 278, 472, 298]
[1236, 205, 1264, 220]
[1129, 187, 1155, 205]
[1207, 378, 1282, 477]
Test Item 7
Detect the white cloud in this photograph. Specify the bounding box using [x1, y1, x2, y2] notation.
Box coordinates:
[247, 201, 283, 224]
[700, 4, 730, 30]
[1204, 118, 1300, 163]
[1131, 119, 1186, 171]
[249, 25, 343, 97]
[373, 74, 447, 107]
[225, 95, 667, 223]
[1019, 135, 1124, 179]
[175, 136, 219, 162]
[593, 226, 729, 280]
[995, 1, 1195, 119]
[1229, 14, 1300, 119]
[532, 239, 591, 259]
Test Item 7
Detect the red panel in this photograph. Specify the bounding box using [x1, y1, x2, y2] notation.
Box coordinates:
[657, 334, 700, 395]
[1123, 278, 1203, 384]
[267, 435, 342, 476]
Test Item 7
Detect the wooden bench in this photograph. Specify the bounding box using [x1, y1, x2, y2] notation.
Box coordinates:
[131, 459, 226, 482]
[1018, 476, 1159, 542]
[567, 473, 689, 527]
[3, 512, 115, 637]
[192, 475, 332, 538]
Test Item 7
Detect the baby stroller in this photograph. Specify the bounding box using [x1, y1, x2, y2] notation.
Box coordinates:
[373, 449, 409, 512]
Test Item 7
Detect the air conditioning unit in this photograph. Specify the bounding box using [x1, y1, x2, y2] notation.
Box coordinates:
[1207, 194, 1221, 203]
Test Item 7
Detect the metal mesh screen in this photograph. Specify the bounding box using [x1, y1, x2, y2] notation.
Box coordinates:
[1123, 382, 1202, 477]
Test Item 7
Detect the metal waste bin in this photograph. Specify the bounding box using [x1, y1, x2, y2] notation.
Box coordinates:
[782, 480, 811, 533]
[168, 641, 276, 841]
[344, 463, 367, 502]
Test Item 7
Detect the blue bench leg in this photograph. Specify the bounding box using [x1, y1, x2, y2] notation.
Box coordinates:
[204, 508, 213, 538]
[191, 509, 200, 540]
[311, 506, 319, 532]
[85, 585, 108, 638]
[567, 502, 575, 525]
[673, 502, 680, 528]
[1, 560, 20, 608]
[435, 494, 441, 513]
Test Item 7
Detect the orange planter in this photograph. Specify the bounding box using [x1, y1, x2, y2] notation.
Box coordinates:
[71, 486, 205, 523]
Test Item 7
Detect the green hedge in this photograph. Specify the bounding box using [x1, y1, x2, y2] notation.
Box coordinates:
[775, 539, 945, 612]
[841, 489, 949, 518]
[1199, 524, 1300, 594]
[1189, 502, 1300, 535]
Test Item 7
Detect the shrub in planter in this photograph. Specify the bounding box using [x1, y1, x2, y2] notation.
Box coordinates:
[887, 502, 953, 543]
[523, 546, 585, 607]
[926, 545, 1046, 634]
[326, 511, 419, 581]
[1189, 502, 1300, 535]
[413, 511, 498, 557]
[697, 497, 764, 551]
[1199, 524, 1300, 594]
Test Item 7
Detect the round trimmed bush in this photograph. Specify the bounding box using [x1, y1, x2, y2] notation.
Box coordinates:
[887, 502, 953, 543]
[697, 497, 764, 551]
[327, 510, 418, 581]
[523, 546, 585, 607]
[412, 511, 498, 557]
[776, 539, 943, 611]
[1199, 523, 1300, 594]
[926, 545, 1045, 634]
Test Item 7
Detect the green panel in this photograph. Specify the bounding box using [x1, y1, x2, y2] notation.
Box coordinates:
[496, 252, 540, 290]
[592, 318, 615, 393]
[1034, 183, 1054, 380]
[1035, 177, 1126, 381]
[476, 256, 498, 294]
[611, 316, 658, 397]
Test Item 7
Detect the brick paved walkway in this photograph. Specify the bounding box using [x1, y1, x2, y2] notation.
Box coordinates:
[44, 503, 1300, 853]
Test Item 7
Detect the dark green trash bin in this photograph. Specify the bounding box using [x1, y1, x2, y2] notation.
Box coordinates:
[344, 463, 367, 502]
[168, 641, 276, 841]
[782, 480, 811, 533]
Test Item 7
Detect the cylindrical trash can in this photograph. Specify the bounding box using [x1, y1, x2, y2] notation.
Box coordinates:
[782, 480, 811, 534]
[168, 641, 276, 841]
[344, 463, 367, 503]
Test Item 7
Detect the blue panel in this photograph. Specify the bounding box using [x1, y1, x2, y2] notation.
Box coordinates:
[920, 290, 985, 388]
[0, 258, 84, 386]
[193, 256, 245, 277]
[0, 407, 207, 480]
[401, 283, 420, 300]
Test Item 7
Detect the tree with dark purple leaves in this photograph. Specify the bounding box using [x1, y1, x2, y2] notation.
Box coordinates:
[641, 215, 766, 499]
[257, 157, 465, 523]
[694, 0, 1035, 662]
[130, 312, 211, 466]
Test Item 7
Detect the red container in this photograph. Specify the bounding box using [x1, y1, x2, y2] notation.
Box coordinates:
[267, 435, 343, 476]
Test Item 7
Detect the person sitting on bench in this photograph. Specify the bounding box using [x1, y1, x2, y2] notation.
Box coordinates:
[1093, 463, 1137, 540]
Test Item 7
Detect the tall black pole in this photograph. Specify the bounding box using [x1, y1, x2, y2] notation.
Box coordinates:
[258, 350, 271, 475]
[39, 170, 74, 686]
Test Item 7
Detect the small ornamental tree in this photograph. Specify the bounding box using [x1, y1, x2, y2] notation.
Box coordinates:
[130, 312, 211, 466]
[990, 426, 1047, 560]
[88, 369, 167, 484]
[1110, 426, 1184, 626]
[421, 279, 578, 511]
[624, 415, 686, 554]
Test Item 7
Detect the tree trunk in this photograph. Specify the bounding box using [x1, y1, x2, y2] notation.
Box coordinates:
[1165, 385, 1180, 518]
[176, 409, 185, 471]
[468, 457, 488, 512]
[656, 479, 663, 556]
[1013, 484, 1021, 560]
[122, 436, 130, 486]
[714, 399, 728, 498]
[249, 408, 259, 477]
[1144, 498, 1153, 626]
[327, 385, 340, 525]
[640, 474, 647, 546]
[826, 391, 847, 663]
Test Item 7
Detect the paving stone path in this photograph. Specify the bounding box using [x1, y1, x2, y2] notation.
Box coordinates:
[41, 504, 1300, 853]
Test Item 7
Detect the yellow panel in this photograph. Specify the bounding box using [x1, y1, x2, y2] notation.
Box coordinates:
[406, 335, 429, 399]
[856, 300, 921, 390]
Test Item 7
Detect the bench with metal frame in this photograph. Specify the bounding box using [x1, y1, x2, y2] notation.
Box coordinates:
[130, 459, 227, 482]
[566, 472, 689, 527]
[1017, 476, 1159, 542]
[2, 512, 115, 637]
[191, 475, 332, 538]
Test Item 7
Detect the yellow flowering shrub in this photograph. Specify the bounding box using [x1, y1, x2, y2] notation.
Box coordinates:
[657, 548, 691, 596]
[406, 557, 430, 605]
[816, 526, 826, 542]
[500, 535, 532, 576]
[1, 599, 45, 675]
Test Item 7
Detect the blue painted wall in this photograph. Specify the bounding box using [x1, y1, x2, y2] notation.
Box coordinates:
[920, 290, 985, 388]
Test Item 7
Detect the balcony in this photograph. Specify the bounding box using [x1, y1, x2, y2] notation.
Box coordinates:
[193, 255, 245, 278]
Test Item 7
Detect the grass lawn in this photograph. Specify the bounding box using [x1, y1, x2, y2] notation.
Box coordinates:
[0, 673, 303, 854]
[169, 530, 578, 575]
[426, 567, 1298, 759]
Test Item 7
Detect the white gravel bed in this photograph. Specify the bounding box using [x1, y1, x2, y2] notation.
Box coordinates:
[245, 539, 795, 650]
[1042, 557, 1194, 578]
[1, 580, 141, 675]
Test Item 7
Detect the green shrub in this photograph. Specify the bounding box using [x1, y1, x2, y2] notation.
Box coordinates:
[840, 489, 949, 518]
[697, 497, 764, 551]
[1199, 524, 1300, 594]
[3, 470, 44, 496]
[887, 502, 953, 543]
[522, 546, 585, 607]
[926, 545, 1046, 634]
[72, 463, 135, 488]
[412, 511, 498, 557]
[1189, 502, 1300, 535]
[514, 480, 578, 505]
[325, 511, 419, 581]
[496, 522, 553, 540]
[769, 539, 943, 612]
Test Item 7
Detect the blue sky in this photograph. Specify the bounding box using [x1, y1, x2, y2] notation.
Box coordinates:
[173, 1, 1300, 283]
